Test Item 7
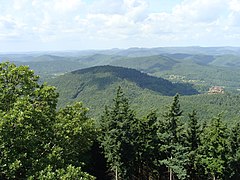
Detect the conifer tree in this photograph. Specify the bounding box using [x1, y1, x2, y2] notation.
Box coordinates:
[158, 94, 187, 180]
[99, 87, 139, 179]
[136, 111, 162, 179]
[185, 110, 201, 180]
[229, 122, 240, 179]
[199, 115, 230, 180]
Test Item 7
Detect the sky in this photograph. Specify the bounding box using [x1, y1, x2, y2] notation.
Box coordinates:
[0, 0, 240, 52]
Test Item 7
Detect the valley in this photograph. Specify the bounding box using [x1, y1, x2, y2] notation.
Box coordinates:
[1, 47, 240, 179]
[1, 47, 240, 122]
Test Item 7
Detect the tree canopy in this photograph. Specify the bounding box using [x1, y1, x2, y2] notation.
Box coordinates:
[0, 62, 239, 180]
[0, 62, 96, 179]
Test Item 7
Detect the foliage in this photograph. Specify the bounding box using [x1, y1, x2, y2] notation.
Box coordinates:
[228, 122, 240, 179]
[29, 165, 95, 180]
[0, 62, 39, 111]
[48, 65, 240, 124]
[185, 111, 202, 180]
[99, 87, 138, 179]
[199, 115, 231, 179]
[0, 62, 96, 179]
[55, 102, 96, 167]
[1, 61, 240, 180]
[158, 94, 188, 180]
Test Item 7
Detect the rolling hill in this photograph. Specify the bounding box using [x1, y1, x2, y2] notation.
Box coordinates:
[48, 65, 197, 115]
[48, 65, 240, 123]
[2, 47, 240, 93]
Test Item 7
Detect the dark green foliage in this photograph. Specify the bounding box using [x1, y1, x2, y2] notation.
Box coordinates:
[48, 64, 240, 123]
[135, 111, 162, 179]
[186, 111, 201, 151]
[72, 65, 198, 96]
[185, 111, 202, 180]
[163, 94, 183, 143]
[158, 94, 187, 180]
[199, 115, 231, 179]
[99, 87, 138, 179]
[228, 122, 240, 179]
[1, 61, 240, 180]
[100, 87, 164, 180]
[98, 89, 240, 180]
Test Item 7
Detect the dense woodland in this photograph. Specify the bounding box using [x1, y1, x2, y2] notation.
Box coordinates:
[49, 65, 240, 123]
[2, 47, 240, 93]
[0, 62, 239, 180]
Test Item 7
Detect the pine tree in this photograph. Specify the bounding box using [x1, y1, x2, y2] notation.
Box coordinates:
[99, 87, 139, 179]
[185, 110, 201, 180]
[229, 122, 240, 179]
[158, 94, 187, 180]
[136, 111, 162, 179]
[199, 115, 230, 180]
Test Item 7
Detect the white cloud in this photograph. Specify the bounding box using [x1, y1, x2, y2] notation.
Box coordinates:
[0, 15, 26, 40]
[123, 0, 148, 21]
[138, 0, 240, 46]
[53, 0, 84, 12]
[173, 0, 228, 23]
[1, 0, 240, 51]
[229, 0, 240, 12]
[89, 0, 126, 14]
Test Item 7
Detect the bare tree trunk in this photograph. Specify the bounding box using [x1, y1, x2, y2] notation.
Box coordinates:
[170, 156, 173, 180]
[115, 166, 118, 180]
[213, 174, 216, 180]
[170, 167, 172, 180]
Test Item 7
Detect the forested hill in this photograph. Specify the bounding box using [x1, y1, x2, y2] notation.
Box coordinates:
[69, 65, 197, 96]
[49, 65, 198, 109]
[3, 48, 240, 93]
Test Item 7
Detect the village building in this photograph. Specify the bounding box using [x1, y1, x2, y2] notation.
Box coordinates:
[208, 86, 224, 94]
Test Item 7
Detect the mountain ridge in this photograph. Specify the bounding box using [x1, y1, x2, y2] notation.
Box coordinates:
[71, 65, 198, 96]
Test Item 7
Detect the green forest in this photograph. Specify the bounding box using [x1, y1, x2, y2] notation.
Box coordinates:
[0, 62, 239, 180]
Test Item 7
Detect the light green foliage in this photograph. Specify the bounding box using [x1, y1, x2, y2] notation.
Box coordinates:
[0, 62, 58, 178]
[55, 102, 96, 167]
[0, 62, 39, 111]
[0, 62, 95, 179]
[29, 165, 95, 180]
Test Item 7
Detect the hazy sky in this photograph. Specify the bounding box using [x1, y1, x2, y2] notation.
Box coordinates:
[0, 0, 240, 52]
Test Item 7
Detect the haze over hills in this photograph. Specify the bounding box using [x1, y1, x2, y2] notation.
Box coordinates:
[2, 0, 240, 178]
[1, 47, 240, 93]
[1, 46, 240, 57]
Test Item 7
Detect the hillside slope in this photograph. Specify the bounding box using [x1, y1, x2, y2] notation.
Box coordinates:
[48, 65, 240, 122]
[49, 65, 197, 109]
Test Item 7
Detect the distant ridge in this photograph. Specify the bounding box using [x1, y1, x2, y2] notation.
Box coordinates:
[71, 65, 198, 96]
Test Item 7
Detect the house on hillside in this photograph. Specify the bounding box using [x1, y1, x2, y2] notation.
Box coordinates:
[208, 86, 224, 94]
